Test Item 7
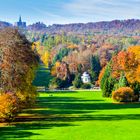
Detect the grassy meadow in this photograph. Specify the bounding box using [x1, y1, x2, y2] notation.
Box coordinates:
[0, 91, 140, 140]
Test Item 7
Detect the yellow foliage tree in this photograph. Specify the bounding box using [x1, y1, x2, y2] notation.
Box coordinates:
[51, 61, 61, 76]
[41, 51, 50, 67]
[128, 46, 140, 60]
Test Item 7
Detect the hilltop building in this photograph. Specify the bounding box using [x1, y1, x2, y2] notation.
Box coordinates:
[14, 16, 26, 28]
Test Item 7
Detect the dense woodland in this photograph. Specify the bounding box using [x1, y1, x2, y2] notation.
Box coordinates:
[32, 33, 140, 88]
[27, 19, 140, 36]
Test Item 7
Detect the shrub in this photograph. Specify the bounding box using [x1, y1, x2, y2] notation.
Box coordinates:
[0, 93, 19, 122]
[81, 83, 92, 89]
[49, 77, 64, 89]
[72, 74, 82, 88]
[132, 95, 139, 102]
[112, 87, 134, 102]
[16, 86, 37, 108]
[131, 82, 140, 101]
[113, 73, 128, 91]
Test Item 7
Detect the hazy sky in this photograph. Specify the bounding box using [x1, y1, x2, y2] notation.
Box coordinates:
[0, 0, 140, 25]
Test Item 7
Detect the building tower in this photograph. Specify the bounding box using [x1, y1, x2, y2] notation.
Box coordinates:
[19, 16, 22, 23]
[14, 16, 26, 28]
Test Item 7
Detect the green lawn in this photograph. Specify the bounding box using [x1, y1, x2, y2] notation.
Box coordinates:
[0, 91, 140, 140]
[33, 64, 53, 87]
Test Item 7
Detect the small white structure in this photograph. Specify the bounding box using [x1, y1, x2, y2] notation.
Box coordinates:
[81, 72, 91, 83]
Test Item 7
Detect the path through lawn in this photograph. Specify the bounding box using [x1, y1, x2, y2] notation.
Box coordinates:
[0, 91, 140, 140]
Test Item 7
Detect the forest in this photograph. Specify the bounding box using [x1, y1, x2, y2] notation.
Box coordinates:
[32, 32, 140, 91]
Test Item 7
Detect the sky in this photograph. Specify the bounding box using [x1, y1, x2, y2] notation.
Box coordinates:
[0, 0, 140, 25]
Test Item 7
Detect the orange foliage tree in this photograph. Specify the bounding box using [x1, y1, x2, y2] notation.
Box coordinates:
[0, 93, 19, 122]
[100, 45, 140, 99]
[111, 46, 140, 84]
[51, 61, 61, 76]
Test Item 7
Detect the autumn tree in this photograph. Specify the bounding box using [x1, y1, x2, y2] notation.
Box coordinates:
[52, 48, 70, 64]
[41, 51, 50, 68]
[0, 28, 39, 106]
[101, 46, 140, 99]
[49, 77, 64, 89]
[51, 61, 61, 76]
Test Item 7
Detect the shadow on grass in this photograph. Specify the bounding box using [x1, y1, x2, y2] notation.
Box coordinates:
[37, 96, 104, 102]
[0, 122, 76, 139]
[36, 96, 140, 110]
[18, 95, 140, 122]
[0, 93, 140, 139]
[41, 91, 78, 94]
[0, 127, 39, 139]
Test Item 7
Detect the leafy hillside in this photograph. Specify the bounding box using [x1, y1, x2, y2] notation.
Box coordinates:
[0, 21, 12, 29]
[27, 19, 140, 36]
[27, 22, 47, 32]
[1, 19, 140, 36]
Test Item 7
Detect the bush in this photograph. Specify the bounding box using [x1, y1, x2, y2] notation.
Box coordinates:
[49, 77, 64, 89]
[72, 74, 82, 88]
[112, 87, 134, 102]
[81, 83, 92, 89]
[113, 73, 128, 91]
[16, 86, 37, 108]
[131, 82, 140, 101]
[0, 93, 19, 122]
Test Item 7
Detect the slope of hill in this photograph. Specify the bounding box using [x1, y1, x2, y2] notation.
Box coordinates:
[28, 19, 140, 36]
[0, 21, 12, 29]
[0, 19, 140, 36]
[27, 22, 47, 32]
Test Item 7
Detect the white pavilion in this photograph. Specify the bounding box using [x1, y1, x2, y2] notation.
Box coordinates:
[81, 72, 91, 83]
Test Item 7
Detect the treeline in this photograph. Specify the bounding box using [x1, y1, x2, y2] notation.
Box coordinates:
[26, 19, 140, 36]
[0, 28, 39, 122]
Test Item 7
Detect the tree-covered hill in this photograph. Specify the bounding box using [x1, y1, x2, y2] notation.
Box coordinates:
[1, 19, 140, 36]
[41, 19, 140, 36]
[0, 21, 12, 29]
